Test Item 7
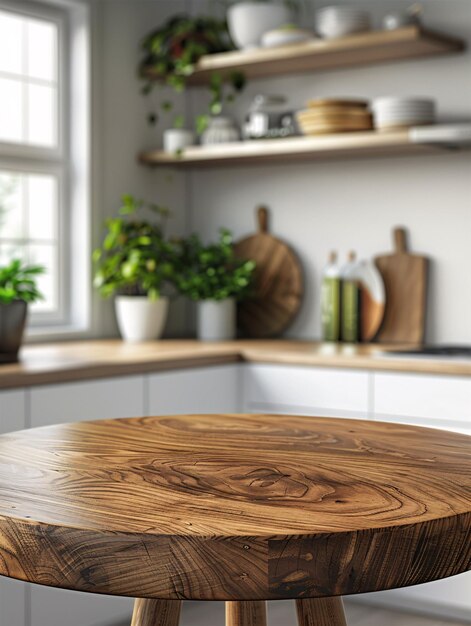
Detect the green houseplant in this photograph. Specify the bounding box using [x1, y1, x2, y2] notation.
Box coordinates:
[174, 229, 255, 341]
[93, 195, 175, 342]
[140, 15, 245, 147]
[0, 259, 44, 363]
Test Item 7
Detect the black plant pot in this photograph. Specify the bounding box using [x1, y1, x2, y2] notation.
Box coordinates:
[0, 301, 28, 364]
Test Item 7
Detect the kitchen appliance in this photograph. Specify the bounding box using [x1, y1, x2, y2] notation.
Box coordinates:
[244, 95, 296, 140]
[382, 345, 471, 358]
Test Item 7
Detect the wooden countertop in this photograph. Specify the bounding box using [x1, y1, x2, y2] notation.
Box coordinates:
[1, 340, 471, 390]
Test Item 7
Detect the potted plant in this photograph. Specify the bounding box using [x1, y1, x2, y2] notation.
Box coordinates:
[163, 114, 195, 153]
[140, 15, 245, 145]
[227, 1, 298, 50]
[93, 195, 175, 343]
[0, 259, 44, 363]
[174, 229, 255, 341]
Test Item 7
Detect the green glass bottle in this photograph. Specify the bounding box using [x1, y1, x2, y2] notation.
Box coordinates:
[321, 251, 341, 342]
[341, 251, 361, 343]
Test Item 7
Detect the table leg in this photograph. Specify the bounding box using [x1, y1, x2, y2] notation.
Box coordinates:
[131, 599, 182, 626]
[226, 601, 268, 626]
[296, 598, 347, 626]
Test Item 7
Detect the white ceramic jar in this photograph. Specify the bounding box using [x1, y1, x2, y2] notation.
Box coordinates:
[163, 129, 195, 153]
[227, 2, 290, 50]
[115, 296, 169, 342]
[201, 117, 241, 145]
[197, 299, 236, 341]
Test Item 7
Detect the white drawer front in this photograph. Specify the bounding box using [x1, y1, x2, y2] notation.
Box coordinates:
[374, 373, 471, 430]
[30, 376, 145, 427]
[0, 389, 26, 434]
[147, 365, 241, 415]
[245, 365, 370, 417]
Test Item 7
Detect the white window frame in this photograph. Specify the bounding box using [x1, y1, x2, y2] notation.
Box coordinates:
[0, 0, 90, 336]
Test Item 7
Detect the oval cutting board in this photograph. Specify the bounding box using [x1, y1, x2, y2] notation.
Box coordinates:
[234, 206, 303, 338]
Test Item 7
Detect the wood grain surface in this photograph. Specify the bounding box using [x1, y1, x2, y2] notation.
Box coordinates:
[0, 414, 469, 601]
[235, 207, 303, 338]
[142, 27, 465, 86]
[131, 599, 181, 626]
[375, 227, 429, 344]
[2, 340, 471, 392]
[296, 598, 347, 626]
[226, 601, 267, 626]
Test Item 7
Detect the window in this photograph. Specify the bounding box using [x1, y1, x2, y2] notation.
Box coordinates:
[0, 0, 90, 333]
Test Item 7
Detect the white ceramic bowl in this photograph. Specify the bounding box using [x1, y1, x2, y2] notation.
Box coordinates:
[228, 2, 290, 50]
[371, 97, 435, 110]
[262, 27, 315, 48]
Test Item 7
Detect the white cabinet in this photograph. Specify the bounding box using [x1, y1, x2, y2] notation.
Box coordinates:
[0, 388, 27, 434]
[147, 365, 242, 415]
[0, 389, 27, 626]
[28, 376, 144, 626]
[244, 364, 371, 418]
[371, 371, 471, 619]
[373, 372, 471, 434]
[29, 586, 133, 626]
[30, 375, 145, 427]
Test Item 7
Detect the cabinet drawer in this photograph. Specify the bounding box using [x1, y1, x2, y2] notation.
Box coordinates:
[245, 365, 370, 417]
[30, 376, 145, 427]
[147, 365, 241, 415]
[374, 373, 471, 430]
[0, 389, 26, 434]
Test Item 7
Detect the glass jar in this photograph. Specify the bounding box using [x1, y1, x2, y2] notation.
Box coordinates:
[244, 95, 296, 140]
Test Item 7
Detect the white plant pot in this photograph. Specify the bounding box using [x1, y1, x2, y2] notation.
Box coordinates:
[163, 129, 195, 153]
[115, 296, 169, 343]
[197, 299, 236, 341]
[228, 2, 290, 50]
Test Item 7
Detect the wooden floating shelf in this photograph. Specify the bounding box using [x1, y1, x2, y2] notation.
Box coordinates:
[143, 27, 465, 85]
[139, 130, 461, 168]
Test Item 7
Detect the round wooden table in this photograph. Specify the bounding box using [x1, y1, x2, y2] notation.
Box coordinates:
[0, 414, 470, 626]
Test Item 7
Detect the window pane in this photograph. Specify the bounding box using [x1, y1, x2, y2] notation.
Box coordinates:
[0, 77, 23, 143]
[27, 83, 56, 147]
[0, 244, 26, 265]
[0, 171, 60, 317]
[0, 172, 24, 239]
[0, 11, 23, 75]
[27, 19, 57, 82]
[27, 175, 57, 241]
[28, 244, 57, 312]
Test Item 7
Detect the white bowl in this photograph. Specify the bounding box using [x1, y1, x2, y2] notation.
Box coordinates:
[262, 27, 315, 48]
[371, 97, 435, 110]
[228, 2, 290, 50]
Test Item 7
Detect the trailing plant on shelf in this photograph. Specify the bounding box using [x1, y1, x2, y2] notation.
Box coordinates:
[173, 229, 255, 341]
[139, 14, 245, 136]
[0, 259, 44, 362]
[93, 195, 175, 342]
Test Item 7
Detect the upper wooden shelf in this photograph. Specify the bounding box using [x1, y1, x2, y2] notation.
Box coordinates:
[143, 27, 465, 85]
[139, 130, 463, 168]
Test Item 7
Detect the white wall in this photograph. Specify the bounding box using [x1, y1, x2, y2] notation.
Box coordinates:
[96, 0, 471, 342]
[94, 0, 191, 336]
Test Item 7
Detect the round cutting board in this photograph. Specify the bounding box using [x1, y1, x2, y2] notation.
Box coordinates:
[234, 206, 303, 338]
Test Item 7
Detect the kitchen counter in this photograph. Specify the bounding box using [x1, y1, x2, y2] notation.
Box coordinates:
[1, 339, 471, 390]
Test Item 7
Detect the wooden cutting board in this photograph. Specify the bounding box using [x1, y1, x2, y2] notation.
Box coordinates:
[234, 206, 303, 338]
[374, 227, 429, 344]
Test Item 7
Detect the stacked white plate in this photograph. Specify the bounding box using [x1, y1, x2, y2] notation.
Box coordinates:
[371, 97, 436, 131]
[316, 6, 371, 39]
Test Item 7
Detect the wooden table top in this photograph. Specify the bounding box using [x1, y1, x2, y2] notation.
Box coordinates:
[0, 414, 469, 601]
